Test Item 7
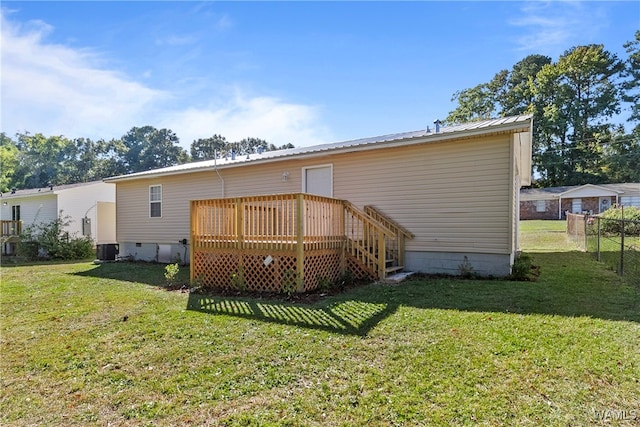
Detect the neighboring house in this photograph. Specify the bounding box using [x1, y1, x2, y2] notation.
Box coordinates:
[0, 181, 116, 255]
[105, 115, 533, 278]
[520, 183, 640, 220]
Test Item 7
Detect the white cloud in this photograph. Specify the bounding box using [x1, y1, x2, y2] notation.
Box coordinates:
[0, 11, 330, 150]
[510, 1, 607, 54]
[163, 91, 332, 148]
[1, 12, 166, 140]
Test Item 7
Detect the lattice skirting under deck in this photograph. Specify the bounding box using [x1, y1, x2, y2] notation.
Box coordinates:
[193, 248, 366, 293]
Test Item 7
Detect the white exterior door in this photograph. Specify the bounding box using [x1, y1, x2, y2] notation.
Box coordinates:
[571, 198, 582, 213]
[303, 165, 333, 197]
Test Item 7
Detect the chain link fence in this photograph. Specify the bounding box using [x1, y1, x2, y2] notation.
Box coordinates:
[567, 212, 640, 285]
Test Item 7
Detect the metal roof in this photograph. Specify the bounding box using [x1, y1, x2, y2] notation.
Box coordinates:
[105, 115, 533, 182]
[0, 180, 110, 200]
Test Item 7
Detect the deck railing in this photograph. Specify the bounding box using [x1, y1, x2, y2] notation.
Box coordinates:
[1, 220, 22, 238]
[191, 193, 399, 292]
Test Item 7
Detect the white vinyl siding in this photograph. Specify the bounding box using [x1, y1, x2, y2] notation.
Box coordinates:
[56, 182, 116, 238]
[150, 185, 162, 218]
[0, 195, 57, 227]
[536, 200, 546, 212]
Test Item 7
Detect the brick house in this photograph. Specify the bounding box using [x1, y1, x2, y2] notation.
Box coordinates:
[520, 183, 640, 220]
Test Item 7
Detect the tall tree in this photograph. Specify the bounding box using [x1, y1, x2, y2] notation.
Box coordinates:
[65, 137, 128, 182]
[622, 30, 640, 133]
[501, 54, 552, 116]
[236, 137, 269, 155]
[601, 126, 640, 183]
[445, 54, 551, 124]
[0, 133, 19, 192]
[119, 126, 189, 173]
[530, 44, 624, 186]
[190, 134, 228, 161]
[445, 83, 497, 124]
[11, 132, 77, 189]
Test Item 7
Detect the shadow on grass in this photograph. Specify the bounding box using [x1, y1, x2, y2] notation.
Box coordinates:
[187, 293, 399, 336]
[74, 252, 640, 336]
[73, 261, 190, 287]
[189, 250, 639, 334]
[1, 257, 95, 268]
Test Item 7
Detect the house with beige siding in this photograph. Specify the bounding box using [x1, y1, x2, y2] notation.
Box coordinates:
[520, 183, 640, 220]
[1, 181, 116, 255]
[105, 116, 532, 284]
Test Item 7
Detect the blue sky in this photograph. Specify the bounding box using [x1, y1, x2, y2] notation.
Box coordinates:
[2, 1, 638, 150]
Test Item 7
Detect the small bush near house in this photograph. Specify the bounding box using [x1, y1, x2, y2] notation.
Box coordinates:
[509, 252, 537, 281]
[17, 214, 95, 261]
[599, 206, 640, 236]
[164, 263, 180, 287]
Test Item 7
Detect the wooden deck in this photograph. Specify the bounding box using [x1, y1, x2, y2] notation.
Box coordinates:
[191, 193, 408, 293]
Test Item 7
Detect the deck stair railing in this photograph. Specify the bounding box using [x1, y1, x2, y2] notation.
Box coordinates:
[364, 205, 414, 273]
[343, 202, 397, 279]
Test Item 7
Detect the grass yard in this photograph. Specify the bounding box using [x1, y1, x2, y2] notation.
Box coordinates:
[1, 221, 639, 426]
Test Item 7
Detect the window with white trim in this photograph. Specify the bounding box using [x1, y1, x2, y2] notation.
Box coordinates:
[149, 185, 162, 218]
[535, 200, 546, 212]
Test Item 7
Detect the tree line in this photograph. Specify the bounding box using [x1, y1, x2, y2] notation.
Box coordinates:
[445, 31, 640, 187]
[2, 32, 638, 192]
[0, 127, 294, 192]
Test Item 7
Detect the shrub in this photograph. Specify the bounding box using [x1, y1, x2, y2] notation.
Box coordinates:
[458, 256, 478, 279]
[164, 263, 180, 287]
[510, 252, 535, 281]
[281, 269, 298, 297]
[230, 265, 246, 291]
[16, 213, 95, 261]
[599, 206, 640, 236]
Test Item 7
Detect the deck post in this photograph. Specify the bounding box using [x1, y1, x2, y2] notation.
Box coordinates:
[296, 193, 305, 292]
[378, 229, 386, 280]
[340, 201, 346, 274]
[190, 201, 195, 284]
[235, 197, 244, 251]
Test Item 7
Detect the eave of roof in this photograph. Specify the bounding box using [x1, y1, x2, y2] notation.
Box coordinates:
[105, 115, 533, 183]
[0, 180, 110, 200]
[557, 183, 623, 197]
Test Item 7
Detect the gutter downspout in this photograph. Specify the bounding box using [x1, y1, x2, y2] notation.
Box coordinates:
[214, 151, 225, 198]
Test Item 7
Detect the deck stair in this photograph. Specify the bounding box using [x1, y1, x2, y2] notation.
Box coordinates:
[364, 205, 414, 277]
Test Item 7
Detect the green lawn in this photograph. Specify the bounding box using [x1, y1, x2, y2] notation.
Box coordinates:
[1, 222, 639, 426]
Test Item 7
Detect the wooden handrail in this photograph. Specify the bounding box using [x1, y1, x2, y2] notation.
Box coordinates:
[364, 206, 414, 239]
